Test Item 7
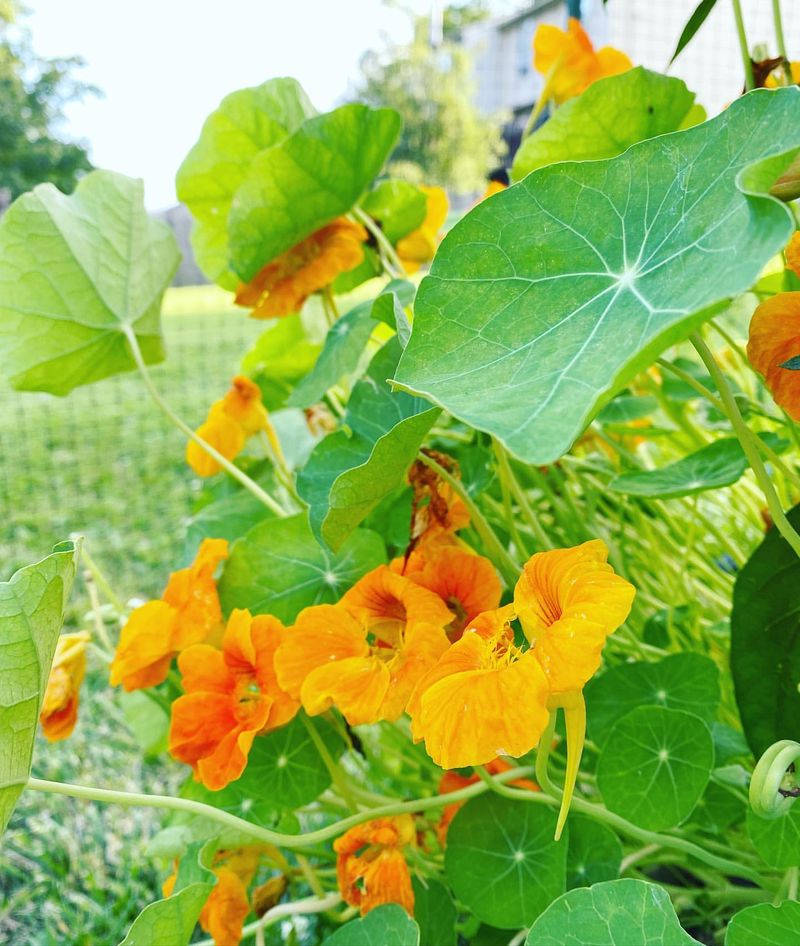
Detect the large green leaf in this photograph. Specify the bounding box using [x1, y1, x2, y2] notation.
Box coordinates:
[323, 904, 420, 946]
[176, 78, 315, 288]
[726, 901, 800, 945]
[0, 171, 180, 395]
[411, 876, 457, 946]
[748, 804, 800, 868]
[512, 68, 703, 181]
[229, 104, 402, 281]
[118, 839, 217, 946]
[525, 879, 702, 946]
[596, 706, 714, 830]
[445, 793, 566, 929]
[1, 541, 78, 834]
[183, 489, 276, 563]
[241, 313, 322, 410]
[395, 88, 800, 466]
[218, 513, 385, 622]
[298, 338, 439, 550]
[585, 653, 720, 746]
[731, 502, 800, 756]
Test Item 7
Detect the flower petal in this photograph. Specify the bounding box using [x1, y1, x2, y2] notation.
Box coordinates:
[301, 655, 391, 726]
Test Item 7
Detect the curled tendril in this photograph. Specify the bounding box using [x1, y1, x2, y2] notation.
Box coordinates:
[749, 739, 800, 819]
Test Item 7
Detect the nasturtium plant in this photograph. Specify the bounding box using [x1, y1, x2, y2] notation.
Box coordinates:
[725, 901, 800, 946]
[0, 171, 180, 394]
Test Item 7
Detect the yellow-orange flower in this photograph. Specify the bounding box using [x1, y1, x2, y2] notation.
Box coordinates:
[748, 292, 800, 421]
[274, 602, 449, 726]
[110, 538, 228, 692]
[785, 232, 800, 278]
[765, 61, 800, 88]
[40, 631, 90, 741]
[533, 17, 632, 105]
[409, 611, 550, 770]
[187, 376, 276, 477]
[235, 217, 367, 319]
[169, 608, 298, 790]
[397, 186, 448, 274]
[334, 815, 415, 916]
[514, 539, 635, 695]
[478, 180, 507, 202]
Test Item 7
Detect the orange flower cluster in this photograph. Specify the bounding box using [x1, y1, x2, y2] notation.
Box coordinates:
[187, 376, 278, 477]
[334, 815, 416, 916]
[236, 217, 367, 318]
[110, 538, 228, 691]
[40, 631, 90, 741]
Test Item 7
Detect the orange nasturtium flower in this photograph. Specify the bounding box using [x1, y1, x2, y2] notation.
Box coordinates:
[335, 815, 416, 916]
[187, 375, 278, 477]
[747, 291, 800, 421]
[163, 847, 261, 946]
[765, 61, 800, 88]
[169, 608, 299, 790]
[786, 232, 800, 278]
[396, 186, 449, 274]
[40, 631, 90, 741]
[110, 538, 228, 692]
[533, 17, 632, 105]
[274, 597, 450, 726]
[235, 217, 367, 319]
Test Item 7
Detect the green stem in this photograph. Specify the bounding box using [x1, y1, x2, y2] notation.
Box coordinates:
[493, 442, 553, 550]
[415, 450, 520, 587]
[772, 0, 793, 84]
[300, 714, 359, 812]
[692, 334, 800, 558]
[352, 207, 405, 279]
[122, 326, 287, 518]
[79, 544, 126, 615]
[732, 0, 756, 91]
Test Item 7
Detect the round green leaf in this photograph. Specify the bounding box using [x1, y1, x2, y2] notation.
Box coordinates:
[748, 804, 800, 868]
[725, 901, 800, 945]
[513, 68, 703, 180]
[323, 904, 420, 946]
[693, 782, 742, 834]
[411, 876, 457, 946]
[597, 706, 714, 830]
[229, 103, 402, 281]
[183, 489, 276, 564]
[395, 88, 800, 466]
[566, 816, 623, 889]
[585, 653, 720, 746]
[524, 878, 702, 945]
[731, 501, 800, 756]
[218, 513, 385, 622]
[445, 794, 566, 929]
[0, 171, 179, 395]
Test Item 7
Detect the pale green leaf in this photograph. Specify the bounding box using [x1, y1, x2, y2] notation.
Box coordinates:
[229, 103, 402, 281]
[323, 904, 420, 946]
[361, 178, 427, 244]
[241, 313, 322, 409]
[218, 513, 385, 621]
[512, 68, 703, 181]
[726, 901, 800, 945]
[597, 706, 714, 830]
[297, 338, 439, 550]
[0, 171, 179, 395]
[176, 78, 315, 288]
[395, 88, 800, 465]
[1, 541, 78, 834]
[525, 878, 702, 945]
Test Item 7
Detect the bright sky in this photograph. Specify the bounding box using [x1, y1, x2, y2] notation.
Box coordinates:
[26, 0, 426, 209]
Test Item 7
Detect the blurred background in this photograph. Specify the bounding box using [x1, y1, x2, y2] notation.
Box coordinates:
[0, 1, 793, 942]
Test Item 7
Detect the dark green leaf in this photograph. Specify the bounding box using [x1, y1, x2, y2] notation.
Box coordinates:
[748, 804, 800, 868]
[183, 489, 275, 564]
[780, 354, 800, 370]
[566, 816, 623, 889]
[411, 876, 457, 946]
[670, 0, 719, 64]
[726, 901, 800, 945]
[597, 395, 657, 424]
[241, 314, 322, 410]
[731, 502, 800, 755]
[218, 513, 385, 621]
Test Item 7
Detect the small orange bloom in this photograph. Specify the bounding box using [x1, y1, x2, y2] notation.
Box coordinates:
[765, 61, 800, 88]
[187, 376, 276, 477]
[110, 539, 228, 692]
[274, 602, 449, 726]
[169, 609, 298, 790]
[408, 454, 470, 544]
[533, 18, 632, 105]
[785, 232, 800, 278]
[40, 631, 90, 741]
[748, 292, 800, 421]
[334, 815, 415, 916]
[397, 186, 449, 273]
[409, 614, 550, 770]
[479, 180, 507, 202]
[514, 539, 635, 694]
[235, 217, 367, 319]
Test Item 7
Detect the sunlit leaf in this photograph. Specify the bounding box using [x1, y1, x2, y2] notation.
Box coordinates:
[395, 89, 800, 465]
[0, 171, 179, 395]
[176, 78, 316, 288]
[229, 104, 402, 281]
[726, 901, 800, 945]
[298, 338, 439, 550]
[362, 179, 427, 244]
[322, 904, 420, 946]
[525, 878, 702, 945]
[512, 68, 703, 181]
[1, 541, 78, 834]
[596, 706, 714, 830]
[241, 313, 322, 410]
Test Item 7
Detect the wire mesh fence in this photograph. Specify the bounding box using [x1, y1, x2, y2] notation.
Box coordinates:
[0, 290, 263, 598]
